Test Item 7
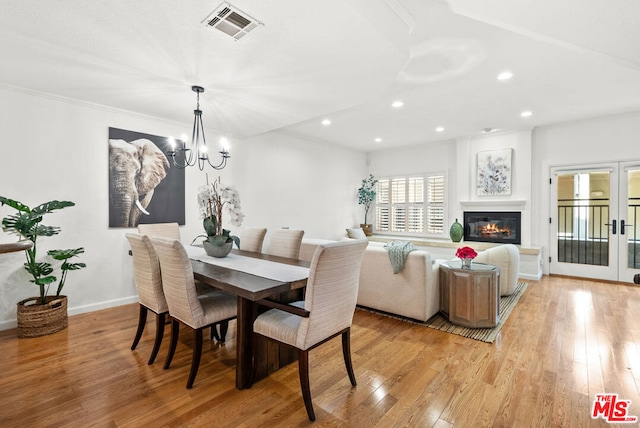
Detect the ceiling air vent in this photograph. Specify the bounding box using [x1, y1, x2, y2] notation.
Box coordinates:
[202, 2, 263, 41]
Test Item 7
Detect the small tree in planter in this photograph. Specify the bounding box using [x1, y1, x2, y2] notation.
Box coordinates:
[0, 196, 86, 337]
[357, 174, 377, 236]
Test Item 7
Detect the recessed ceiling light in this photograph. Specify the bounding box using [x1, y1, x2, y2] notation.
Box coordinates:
[435, 126, 445, 133]
[391, 100, 404, 108]
[497, 71, 514, 81]
[321, 119, 331, 126]
[520, 110, 533, 118]
[374, 137, 382, 143]
[481, 127, 498, 133]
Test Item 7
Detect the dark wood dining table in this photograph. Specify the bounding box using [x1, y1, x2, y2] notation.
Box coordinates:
[189, 248, 309, 390]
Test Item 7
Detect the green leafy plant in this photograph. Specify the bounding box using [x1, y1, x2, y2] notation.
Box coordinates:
[0, 196, 86, 304]
[357, 174, 378, 224]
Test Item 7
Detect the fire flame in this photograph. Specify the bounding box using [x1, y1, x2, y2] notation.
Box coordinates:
[480, 223, 511, 236]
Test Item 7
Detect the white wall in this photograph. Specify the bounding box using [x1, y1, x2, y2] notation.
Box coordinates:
[367, 139, 457, 236]
[0, 86, 366, 329]
[230, 132, 366, 241]
[366, 131, 533, 246]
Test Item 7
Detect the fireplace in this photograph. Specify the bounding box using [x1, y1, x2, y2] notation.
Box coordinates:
[463, 211, 521, 245]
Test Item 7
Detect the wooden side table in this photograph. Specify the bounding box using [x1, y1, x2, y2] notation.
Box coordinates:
[439, 260, 500, 328]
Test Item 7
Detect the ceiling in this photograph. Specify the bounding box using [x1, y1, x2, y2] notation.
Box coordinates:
[2, 0, 640, 152]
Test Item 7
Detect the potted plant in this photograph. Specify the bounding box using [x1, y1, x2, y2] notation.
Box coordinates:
[357, 174, 377, 236]
[195, 176, 244, 258]
[0, 196, 86, 338]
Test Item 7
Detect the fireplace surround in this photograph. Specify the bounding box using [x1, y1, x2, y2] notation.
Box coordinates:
[463, 211, 521, 245]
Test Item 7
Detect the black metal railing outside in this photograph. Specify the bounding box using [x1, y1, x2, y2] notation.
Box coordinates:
[557, 199, 609, 266]
[557, 198, 640, 268]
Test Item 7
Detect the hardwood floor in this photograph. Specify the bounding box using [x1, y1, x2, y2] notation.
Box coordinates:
[1, 275, 639, 427]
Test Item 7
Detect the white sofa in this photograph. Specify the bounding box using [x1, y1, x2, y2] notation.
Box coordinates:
[300, 239, 440, 322]
[300, 238, 521, 322]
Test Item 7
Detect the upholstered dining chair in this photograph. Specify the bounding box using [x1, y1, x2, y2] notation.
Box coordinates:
[237, 227, 267, 253]
[252, 239, 368, 421]
[138, 222, 230, 342]
[138, 222, 181, 241]
[126, 233, 170, 365]
[150, 236, 237, 389]
[264, 229, 305, 259]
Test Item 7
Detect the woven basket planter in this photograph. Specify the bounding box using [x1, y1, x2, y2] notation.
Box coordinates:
[17, 296, 68, 338]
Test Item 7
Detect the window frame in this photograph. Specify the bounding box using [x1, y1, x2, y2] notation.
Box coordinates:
[373, 172, 447, 238]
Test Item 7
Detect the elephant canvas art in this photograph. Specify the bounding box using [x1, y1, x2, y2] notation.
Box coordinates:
[108, 128, 185, 228]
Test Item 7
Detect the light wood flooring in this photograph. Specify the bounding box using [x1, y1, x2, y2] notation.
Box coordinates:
[1, 275, 639, 427]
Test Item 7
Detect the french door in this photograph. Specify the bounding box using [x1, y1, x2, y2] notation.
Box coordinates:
[550, 162, 640, 282]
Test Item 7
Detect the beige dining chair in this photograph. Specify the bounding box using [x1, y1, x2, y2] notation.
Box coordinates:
[150, 236, 238, 389]
[125, 233, 170, 365]
[252, 239, 368, 421]
[264, 229, 304, 259]
[237, 227, 267, 252]
[138, 222, 229, 341]
[138, 222, 181, 241]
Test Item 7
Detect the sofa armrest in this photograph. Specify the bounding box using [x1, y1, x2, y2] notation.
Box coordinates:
[474, 244, 520, 296]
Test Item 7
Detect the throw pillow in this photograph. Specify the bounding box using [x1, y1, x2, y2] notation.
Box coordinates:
[346, 227, 367, 239]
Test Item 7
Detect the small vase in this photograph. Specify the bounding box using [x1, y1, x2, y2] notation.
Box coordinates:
[360, 224, 373, 236]
[203, 240, 233, 258]
[461, 258, 472, 269]
[449, 219, 463, 242]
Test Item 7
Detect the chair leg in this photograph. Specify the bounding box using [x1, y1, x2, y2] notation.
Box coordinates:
[342, 329, 357, 386]
[148, 312, 166, 365]
[131, 304, 148, 350]
[187, 328, 203, 389]
[164, 319, 180, 370]
[219, 320, 229, 343]
[210, 325, 221, 342]
[298, 349, 316, 421]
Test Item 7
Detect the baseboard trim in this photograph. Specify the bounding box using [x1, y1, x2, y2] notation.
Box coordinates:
[0, 295, 139, 332]
[519, 272, 543, 281]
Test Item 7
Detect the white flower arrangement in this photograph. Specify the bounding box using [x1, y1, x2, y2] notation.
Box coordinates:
[196, 176, 244, 247]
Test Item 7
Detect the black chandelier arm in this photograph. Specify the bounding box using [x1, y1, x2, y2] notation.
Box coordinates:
[201, 151, 230, 170]
[168, 143, 196, 169]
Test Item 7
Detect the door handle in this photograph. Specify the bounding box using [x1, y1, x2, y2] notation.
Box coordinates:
[605, 219, 617, 235]
[621, 220, 633, 235]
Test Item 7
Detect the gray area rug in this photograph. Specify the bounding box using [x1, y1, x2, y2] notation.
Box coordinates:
[357, 281, 528, 343]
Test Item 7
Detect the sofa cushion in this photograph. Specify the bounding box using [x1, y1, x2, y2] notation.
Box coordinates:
[346, 228, 367, 239]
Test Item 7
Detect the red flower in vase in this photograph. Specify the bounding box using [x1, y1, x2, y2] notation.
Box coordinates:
[456, 246, 478, 259]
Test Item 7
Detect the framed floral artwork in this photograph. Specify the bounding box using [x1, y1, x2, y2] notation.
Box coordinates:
[476, 149, 512, 196]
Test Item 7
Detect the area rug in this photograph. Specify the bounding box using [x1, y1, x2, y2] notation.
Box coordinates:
[357, 281, 528, 343]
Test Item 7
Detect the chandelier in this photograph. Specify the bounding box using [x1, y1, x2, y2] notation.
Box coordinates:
[168, 85, 230, 170]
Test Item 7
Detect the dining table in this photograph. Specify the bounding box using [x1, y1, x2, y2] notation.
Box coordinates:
[185, 246, 310, 390]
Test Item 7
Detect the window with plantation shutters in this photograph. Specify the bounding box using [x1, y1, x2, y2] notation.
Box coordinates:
[425, 175, 445, 234]
[374, 173, 446, 237]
